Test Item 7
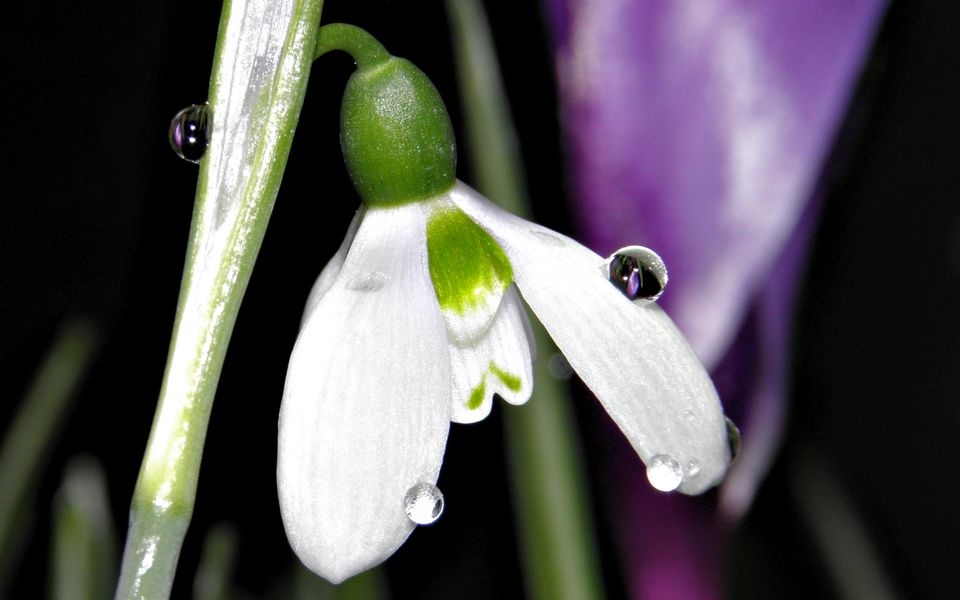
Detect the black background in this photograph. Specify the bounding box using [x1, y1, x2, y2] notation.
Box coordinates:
[1, 1, 957, 598]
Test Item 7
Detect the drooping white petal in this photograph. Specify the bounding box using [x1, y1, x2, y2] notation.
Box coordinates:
[450, 182, 730, 494]
[301, 207, 365, 324]
[449, 285, 535, 424]
[278, 203, 451, 583]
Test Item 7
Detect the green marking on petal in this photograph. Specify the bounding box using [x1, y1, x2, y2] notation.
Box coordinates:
[468, 377, 486, 410]
[489, 362, 522, 393]
[427, 206, 513, 314]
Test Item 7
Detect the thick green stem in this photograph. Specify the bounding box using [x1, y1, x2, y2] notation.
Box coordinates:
[446, 0, 605, 597]
[114, 1, 325, 598]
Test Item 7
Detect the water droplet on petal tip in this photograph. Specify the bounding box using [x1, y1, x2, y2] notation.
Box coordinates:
[606, 246, 667, 302]
[646, 454, 683, 492]
[169, 103, 210, 163]
[725, 416, 741, 462]
[404, 482, 444, 526]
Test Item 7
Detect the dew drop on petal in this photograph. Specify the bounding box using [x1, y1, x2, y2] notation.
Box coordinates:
[346, 271, 389, 292]
[169, 103, 210, 163]
[646, 454, 683, 492]
[686, 460, 702, 478]
[605, 246, 668, 302]
[725, 416, 741, 462]
[404, 482, 444, 525]
[530, 230, 566, 247]
[548, 353, 573, 380]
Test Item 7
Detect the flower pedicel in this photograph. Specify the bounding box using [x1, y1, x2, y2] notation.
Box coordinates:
[278, 24, 734, 583]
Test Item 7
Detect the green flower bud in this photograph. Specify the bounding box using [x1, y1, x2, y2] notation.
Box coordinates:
[340, 56, 457, 206]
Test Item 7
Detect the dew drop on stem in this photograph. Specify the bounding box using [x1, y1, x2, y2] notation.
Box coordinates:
[169, 103, 211, 163]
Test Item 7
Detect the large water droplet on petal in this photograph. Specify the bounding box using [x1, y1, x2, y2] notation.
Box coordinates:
[169, 103, 211, 163]
[725, 417, 741, 462]
[646, 454, 683, 492]
[404, 482, 444, 525]
[605, 246, 667, 302]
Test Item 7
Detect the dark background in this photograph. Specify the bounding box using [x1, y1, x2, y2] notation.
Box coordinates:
[1, 1, 957, 598]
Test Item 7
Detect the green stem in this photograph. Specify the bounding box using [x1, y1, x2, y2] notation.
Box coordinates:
[114, 1, 325, 598]
[315, 24, 390, 68]
[445, 0, 605, 597]
[0, 319, 100, 594]
[505, 333, 604, 600]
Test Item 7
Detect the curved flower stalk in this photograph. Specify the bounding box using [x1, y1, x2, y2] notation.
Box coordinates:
[279, 24, 733, 584]
[545, 0, 887, 597]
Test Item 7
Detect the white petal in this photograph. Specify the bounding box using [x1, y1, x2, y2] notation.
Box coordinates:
[278, 203, 451, 583]
[449, 285, 535, 424]
[301, 207, 365, 324]
[450, 182, 730, 494]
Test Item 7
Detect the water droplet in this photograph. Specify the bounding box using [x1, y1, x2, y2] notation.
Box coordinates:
[530, 230, 566, 247]
[404, 482, 444, 525]
[725, 417, 741, 461]
[686, 460, 701, 477]
[169, 104, 211, 163]
[605, 246, 667, 302]
[548, 354, 573, 380]
[646, 454, 683, 492]
[682, 408, 696, 422]
[346, 271, 389, 292]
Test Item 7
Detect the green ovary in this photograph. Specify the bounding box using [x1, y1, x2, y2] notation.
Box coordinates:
[426, 206, 513, 314]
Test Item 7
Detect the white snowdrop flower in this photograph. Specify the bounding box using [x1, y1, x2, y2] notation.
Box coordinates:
[278, 25, 732, 584]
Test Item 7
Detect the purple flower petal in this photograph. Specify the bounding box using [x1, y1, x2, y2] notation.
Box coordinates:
[547, 0, 887, 597]
[718, 193, 820, 519]
[551, 0, 885, 367]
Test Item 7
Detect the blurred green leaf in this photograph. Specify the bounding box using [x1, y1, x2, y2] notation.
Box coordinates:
[193, 523, 238, 600]
[0, 318, 100, 594]
[793, 449, 900, 600]
[291, 561, 389, 600]
[50, 456, 117, 600]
